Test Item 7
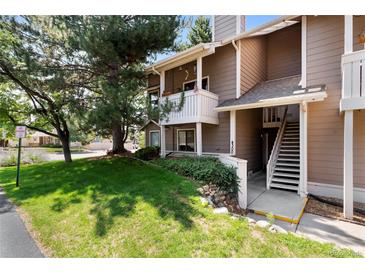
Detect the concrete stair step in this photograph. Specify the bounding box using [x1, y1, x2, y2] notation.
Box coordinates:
[280, 149, 300, 153]
[278, 153, 300, 157]
[270, 182, 299, 191]
[273, 172, 300, 178]
[272, 177, 299, 185]
[275, 167, 300, 172]
[277, 157, 300, 162]
[276, 162, 300, 167]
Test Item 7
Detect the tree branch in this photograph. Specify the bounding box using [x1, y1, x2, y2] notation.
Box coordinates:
[6, 113, 58, 138]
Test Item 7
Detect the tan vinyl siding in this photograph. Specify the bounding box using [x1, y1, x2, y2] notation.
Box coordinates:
[236, 109, 262, 173]
[354, 110, 365, 189]
[202, 112, 230, 153]
[353, 15, 365, 188]
[266, 23, 301, 80]
[203, 44, 236, 103]
[214, 16, 237, 41]
[164, 61, 197, 94]
[240, 36, 267, 95]
[353, 16, 365, 51]
[307, 16, 345, 187]
[147, 74, 160, 88]
[145, 123, 160, 147]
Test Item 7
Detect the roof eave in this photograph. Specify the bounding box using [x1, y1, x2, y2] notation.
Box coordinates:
[220, 15, 300, 45]
[145, 42, 220, 73]
[215, 91, 327, 112]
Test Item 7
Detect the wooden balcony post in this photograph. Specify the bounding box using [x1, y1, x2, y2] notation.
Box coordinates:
[160, 125, 166, 158]
[344, 15, 353, 54]
[230, 110, 236, 155]
[343, 15, 354, 219]
[197, 56, 202, 90]
[299, 102, 307, 197]
[196, 122, 202, 156]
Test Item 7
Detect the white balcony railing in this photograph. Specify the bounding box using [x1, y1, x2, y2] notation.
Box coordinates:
[341, 49, 365, 111]
[160, 89, 219, 125]
[262, 106, 287, 128]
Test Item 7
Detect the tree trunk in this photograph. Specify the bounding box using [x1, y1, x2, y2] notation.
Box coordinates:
[112, 122, 126, 154]
[58, 132, 72, 162]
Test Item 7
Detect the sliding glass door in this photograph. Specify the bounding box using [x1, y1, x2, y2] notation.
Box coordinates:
[177, 129, 195, 152]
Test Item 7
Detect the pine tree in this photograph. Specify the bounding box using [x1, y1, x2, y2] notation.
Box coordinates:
[61, 16, 180, 154]
[187, 16, 212, 45]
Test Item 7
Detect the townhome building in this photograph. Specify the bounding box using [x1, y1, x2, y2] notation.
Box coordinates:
[143, 15, 365, 220]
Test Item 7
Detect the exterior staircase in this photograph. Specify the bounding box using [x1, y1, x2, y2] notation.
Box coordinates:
[270, 122, 300, 191]
[266, 105, 300, 192]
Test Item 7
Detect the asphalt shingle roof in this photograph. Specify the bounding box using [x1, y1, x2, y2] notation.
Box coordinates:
[217, 75, 326, 108]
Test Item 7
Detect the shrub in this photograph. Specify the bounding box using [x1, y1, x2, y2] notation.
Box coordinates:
[134, 146, 160, 161]
[153, 156, 238, 193]
[0, 152, 18, 166]
[0, 150, 47, 167]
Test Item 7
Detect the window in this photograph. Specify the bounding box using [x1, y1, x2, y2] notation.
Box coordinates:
[148, 89, 159, 109]
[149, 130, 160, 146]
[177, 129, 195, 152]
[183, 77, 209, 91]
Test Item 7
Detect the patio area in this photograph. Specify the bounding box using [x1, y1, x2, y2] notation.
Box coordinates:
[247, 172, 307, 223]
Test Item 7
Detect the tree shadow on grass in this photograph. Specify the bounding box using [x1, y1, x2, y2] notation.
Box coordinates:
[0, 157, 200, 237]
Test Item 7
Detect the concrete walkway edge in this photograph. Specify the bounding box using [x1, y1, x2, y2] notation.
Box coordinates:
[0, 188, 44, 258]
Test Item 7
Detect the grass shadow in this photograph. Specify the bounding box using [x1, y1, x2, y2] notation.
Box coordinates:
[0, 157, 200, 237]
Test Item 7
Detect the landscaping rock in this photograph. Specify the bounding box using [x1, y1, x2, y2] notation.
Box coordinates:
[202, 185, 209, 192]
[269, 224, 288, 234]
[207, 196, 214, 206]
[197, 188, 204, 195]
[217, 202, 225, 207]
[213, 207, 229, 214]
[200, 197, 208, 206]
[256, 220, 270, 228]
[245, 217, 256, 225]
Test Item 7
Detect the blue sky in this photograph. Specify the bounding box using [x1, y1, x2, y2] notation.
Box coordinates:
[155, 15, 279, 62]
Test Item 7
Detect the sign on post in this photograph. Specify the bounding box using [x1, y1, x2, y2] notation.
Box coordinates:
[15, 126, 26, 138]
[15, 126, 26, 187]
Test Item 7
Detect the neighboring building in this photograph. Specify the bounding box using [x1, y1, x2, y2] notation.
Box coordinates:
[8, 131, 60, 147]
[144, 15, 365, 219]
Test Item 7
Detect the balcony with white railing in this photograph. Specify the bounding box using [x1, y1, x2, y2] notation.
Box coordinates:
[160, 89, 219, 125]
[262, 106, 287, 128]
[340, 49, 365, 111]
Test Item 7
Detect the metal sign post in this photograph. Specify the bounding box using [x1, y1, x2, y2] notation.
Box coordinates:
[15, 126, 26, 187]
[2, 129, 6, 150]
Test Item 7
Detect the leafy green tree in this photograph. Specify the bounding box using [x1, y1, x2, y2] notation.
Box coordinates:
[61, 16, 180, 153]
[0, 16, 90, 162]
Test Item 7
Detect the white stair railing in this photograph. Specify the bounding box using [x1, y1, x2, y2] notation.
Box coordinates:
[266, 106, 288, 189]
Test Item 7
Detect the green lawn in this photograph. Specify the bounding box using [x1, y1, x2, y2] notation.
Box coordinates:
[0, 157, 361, 258]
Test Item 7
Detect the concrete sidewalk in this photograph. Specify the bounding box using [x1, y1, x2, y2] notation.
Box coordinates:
[0, 188, 44, 258]
[297, 213, 365, 256]
[248, 211, 365, 256]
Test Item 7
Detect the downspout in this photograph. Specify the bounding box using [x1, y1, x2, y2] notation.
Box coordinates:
[231, 39, 238, 51]
[152, 66, 160, 76]
[231, 40, 240, 98]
